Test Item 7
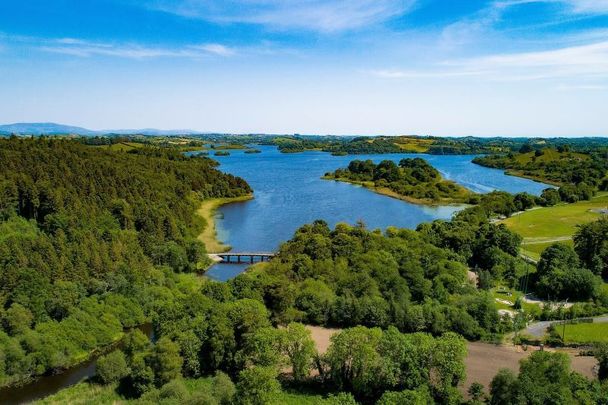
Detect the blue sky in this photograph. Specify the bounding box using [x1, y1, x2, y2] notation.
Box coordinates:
[0, 0, 607, 136]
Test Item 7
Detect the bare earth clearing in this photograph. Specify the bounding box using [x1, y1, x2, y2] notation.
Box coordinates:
[305, 326, 597, 393]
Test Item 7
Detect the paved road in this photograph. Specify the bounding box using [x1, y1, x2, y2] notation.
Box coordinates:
[525, 315, 608, 337]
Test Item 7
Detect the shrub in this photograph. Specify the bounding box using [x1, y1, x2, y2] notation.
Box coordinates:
[96, 350, 129, 384]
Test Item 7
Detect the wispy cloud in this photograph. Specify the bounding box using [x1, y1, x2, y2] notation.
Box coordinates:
[493, 0, 608, 15]
[38, 38, 236, 59]
[561, 0, 608, 14]
[147, 0, 417, 33]
[192, 43, 235, 57]
[371, 40, 608, 81]
[556, 83, 608, 91]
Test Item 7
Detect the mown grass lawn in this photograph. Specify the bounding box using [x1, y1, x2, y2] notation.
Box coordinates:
[502, 192, 608, 255]
[492, 287, 540, 314]
[562, 322, 608, 344]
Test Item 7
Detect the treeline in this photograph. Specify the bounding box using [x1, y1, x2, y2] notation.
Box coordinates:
[325, 158, 473, 203]
[0, 137, 251, 386]
[419, 192, 608, 311]
[43, 221, 608, 404]
[275, 136, 506, 155]
[486, 350, 608, 404]
[93, 271, 470, 403]
[229, 219, 521, 341]
[473, 147, 608, 195]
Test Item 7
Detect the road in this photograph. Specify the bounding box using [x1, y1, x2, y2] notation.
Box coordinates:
[525, 315, 608, 337]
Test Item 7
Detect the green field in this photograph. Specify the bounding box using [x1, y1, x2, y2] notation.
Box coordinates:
[502, 192, 608, 256]
[562, 322, 608, 344]
[104, 142, 145, 152]
[513, 148, 589, 166]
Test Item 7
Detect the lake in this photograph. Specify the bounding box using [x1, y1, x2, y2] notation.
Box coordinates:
[202, 146, 552, 281]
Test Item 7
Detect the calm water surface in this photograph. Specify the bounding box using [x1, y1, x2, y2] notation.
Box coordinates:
[0, 324, 153, 405]
[204, 146, 551, 280]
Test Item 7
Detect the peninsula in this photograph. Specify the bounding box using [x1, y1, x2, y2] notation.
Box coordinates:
[324, 158, 475, 205]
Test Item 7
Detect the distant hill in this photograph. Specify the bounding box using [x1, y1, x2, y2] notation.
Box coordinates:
[0, 122, 98, 136]
[0, 122, 200, 136]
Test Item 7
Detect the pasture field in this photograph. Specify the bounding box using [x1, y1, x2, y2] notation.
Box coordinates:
[502, 192, 608, 256]
[393, 136, 435, 152]
[513, 148, 589, 165]
[562, 322, 608, 344]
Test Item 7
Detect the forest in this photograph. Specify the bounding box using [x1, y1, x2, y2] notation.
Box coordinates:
[2, 137, 608, 404]
[0, 137, 251, 387]
[324, 158, 474, 204]
[473, 146, 608, 195]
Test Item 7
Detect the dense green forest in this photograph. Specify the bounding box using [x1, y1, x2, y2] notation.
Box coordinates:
[2, 137, 608, 404]
[253, 134, 608, 155]
[473, 147, 608, 197]
[0, 137, 251, 386]
[233, 219, 516, 340]
[324, 158, 474, 204]
[26, 216, 608, 404]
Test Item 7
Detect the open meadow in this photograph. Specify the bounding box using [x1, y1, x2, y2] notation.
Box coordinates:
[502, 192, 608, 257]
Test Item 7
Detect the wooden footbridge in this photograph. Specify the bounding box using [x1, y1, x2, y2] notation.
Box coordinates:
[208, 252, 275, 264]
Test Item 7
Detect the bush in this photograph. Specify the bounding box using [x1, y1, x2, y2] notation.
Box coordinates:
[96, 350, 129, 384]
[236, 366, 281, 405]
[159, 379, 189, 401]
[212, 371, 236, 405]
[325, 392, 359, 404]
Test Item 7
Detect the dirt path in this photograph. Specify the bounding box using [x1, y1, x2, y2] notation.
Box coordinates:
[305, 326, 598, 392]
[522, 236, 572, 244]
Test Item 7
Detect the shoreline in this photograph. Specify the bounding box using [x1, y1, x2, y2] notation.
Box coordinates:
[470, 160, 561, 187]
[197, 194, 253, 253]
[322, 176, 471, 207]
[502, 169, 562, 187]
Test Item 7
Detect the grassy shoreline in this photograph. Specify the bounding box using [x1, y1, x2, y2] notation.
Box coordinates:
[322, 176, 471, 206]
[197, 194, 253, 253]
[502, 169, 563, 187]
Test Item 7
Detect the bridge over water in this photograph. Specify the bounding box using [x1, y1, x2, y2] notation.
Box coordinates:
[208, 252, 275, 264]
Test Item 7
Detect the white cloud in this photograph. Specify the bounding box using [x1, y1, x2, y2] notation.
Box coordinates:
[369, 69, 483, 79]
[562, 0, 608, 14]
[147, 0, 416, 32]
[193, 43, 235, 57]
[32, 38, 237, 59]
[371, 40, 608, 81]
[493, 0, 608, 14]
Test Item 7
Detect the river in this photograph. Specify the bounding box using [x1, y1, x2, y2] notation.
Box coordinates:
[202, 146, 552, 281]
[0, 324, 153, 405]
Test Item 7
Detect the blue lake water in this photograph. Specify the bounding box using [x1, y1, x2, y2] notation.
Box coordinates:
[200, 146, 551, 280]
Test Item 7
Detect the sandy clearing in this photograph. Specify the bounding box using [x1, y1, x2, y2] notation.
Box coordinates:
[464, 342, 596, 390]
[305, 326, 598, 392]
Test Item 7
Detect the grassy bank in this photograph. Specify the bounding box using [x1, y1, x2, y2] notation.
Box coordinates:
[502, 192, 608, 256]
[35, 377, 332, 405]
[197, 195, 253, 253]
[322, 176, 471, 206]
